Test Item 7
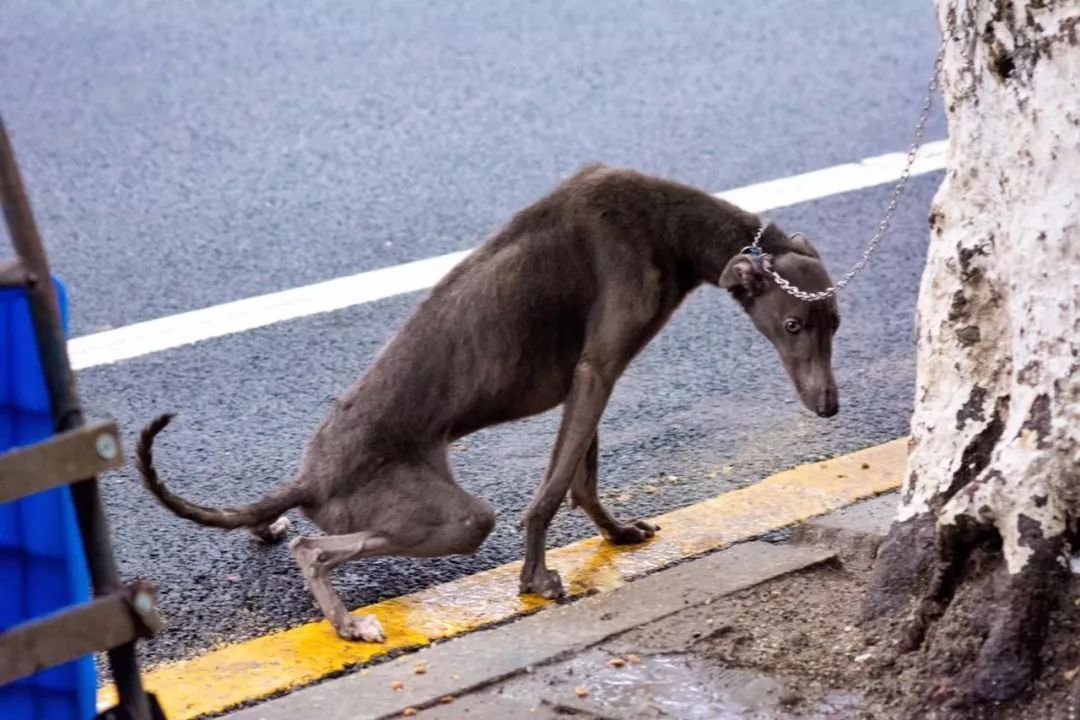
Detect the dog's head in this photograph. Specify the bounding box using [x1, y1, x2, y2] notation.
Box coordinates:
[719, 232, 840, 418]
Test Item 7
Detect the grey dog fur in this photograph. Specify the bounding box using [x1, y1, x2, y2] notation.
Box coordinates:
[135, 163, 840, 641]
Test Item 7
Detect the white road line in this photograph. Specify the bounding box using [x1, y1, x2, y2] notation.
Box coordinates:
[68, 140, 948, 371]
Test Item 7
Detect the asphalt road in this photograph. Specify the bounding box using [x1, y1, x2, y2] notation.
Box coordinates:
[1, 1, 946, 667]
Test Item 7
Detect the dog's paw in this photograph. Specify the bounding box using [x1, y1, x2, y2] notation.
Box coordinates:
[520, 569, 565, 599]
[336, 613, 386, 643]
[603, 519, 659, 545]
[253, 516, 293, 544]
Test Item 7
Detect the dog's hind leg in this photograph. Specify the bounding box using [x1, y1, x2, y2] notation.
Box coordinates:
[289, 531, 392, 642]
[291, 457, 496, 642]
[569, 434, 658, 544]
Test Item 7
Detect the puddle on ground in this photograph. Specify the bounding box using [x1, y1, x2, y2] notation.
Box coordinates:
[499, 649, 867, 719]
[585, 652, 766, 719]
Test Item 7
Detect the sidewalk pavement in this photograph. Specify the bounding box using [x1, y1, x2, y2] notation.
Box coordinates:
[222, 492, 897, 720]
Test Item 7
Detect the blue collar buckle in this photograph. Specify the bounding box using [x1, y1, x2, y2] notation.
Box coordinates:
[741, 245, 767, 267]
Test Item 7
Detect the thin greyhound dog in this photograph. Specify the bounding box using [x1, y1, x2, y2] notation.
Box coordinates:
[136, 164, 841, 642]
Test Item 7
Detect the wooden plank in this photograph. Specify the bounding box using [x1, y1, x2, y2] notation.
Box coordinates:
[0, 420, 124, 503]
[0, 583, 161, 686]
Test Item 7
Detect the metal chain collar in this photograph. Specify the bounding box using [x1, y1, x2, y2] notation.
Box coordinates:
[749, 0, 972, 303]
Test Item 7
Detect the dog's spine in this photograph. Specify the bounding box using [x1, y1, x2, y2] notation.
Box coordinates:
[135, 413, 307, 529]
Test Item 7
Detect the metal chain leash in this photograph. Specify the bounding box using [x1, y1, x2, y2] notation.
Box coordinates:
[750, 0, 975, 303]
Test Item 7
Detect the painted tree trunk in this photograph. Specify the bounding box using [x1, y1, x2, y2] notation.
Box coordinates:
[864, 0, 1080, 712]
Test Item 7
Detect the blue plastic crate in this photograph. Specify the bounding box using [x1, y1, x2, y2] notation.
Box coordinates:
[0, 277, 96, 720]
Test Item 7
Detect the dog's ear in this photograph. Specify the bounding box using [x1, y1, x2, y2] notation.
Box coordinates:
[789, 232, 821, 259]
[719, 253, 768, 296]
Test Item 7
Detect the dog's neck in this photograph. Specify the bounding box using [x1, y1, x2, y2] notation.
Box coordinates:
[668, 199, 791, 285]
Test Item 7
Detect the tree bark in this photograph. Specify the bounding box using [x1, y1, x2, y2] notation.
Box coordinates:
[864, 0, 1080, 713]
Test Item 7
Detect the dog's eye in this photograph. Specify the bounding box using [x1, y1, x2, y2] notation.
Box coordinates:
[784, 318, 803, 334]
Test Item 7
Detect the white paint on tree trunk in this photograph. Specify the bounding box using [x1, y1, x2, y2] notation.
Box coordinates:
[896, 0, 1080, 573]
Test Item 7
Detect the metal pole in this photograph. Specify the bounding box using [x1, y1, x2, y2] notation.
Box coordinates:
[0, 115, 153, 720]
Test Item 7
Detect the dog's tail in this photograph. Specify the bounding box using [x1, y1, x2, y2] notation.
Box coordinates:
[135, 413, 307, 530]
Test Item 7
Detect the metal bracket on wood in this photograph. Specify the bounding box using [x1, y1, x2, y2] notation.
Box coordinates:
[0, 420, 124, 504]
[0, 581, 162, 686]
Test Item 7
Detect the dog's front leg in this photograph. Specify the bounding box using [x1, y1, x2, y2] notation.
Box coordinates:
[570, 433, 658, 544]
[521, 359, 613, 598]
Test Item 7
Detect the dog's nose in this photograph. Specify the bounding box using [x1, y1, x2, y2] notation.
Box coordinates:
[816, 403, 839, 418]
[815, 388, 839, 418]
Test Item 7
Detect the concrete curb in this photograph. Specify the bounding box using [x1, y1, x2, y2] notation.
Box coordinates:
[790, 491, 897, 568]
[223, 542, 835, 720]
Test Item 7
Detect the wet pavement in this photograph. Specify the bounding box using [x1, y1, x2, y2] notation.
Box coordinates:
[490, 647, 868, 719]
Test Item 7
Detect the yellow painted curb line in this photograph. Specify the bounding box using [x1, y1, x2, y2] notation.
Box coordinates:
[98, 438, 906, 719]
